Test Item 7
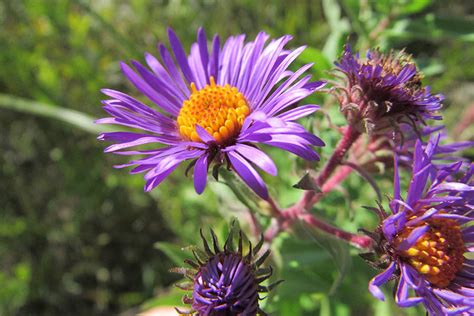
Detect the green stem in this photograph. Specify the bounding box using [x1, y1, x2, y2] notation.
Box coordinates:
[219, 169, 260, 214]
[0, 93, 110, 134]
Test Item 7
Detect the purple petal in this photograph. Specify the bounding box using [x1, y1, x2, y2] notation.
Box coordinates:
[393, 152, 401, 201]
[383, 210, 406, 241]
[194, 154, 209, 194]
[435, 182, 474, 192]
[209, 35, 220, 80]
[260, 137, 320, 160]
[158, 43, 190, 96]
[195, 125, 216, 144]
[103, 135, 178, 152]
[277, 104, 320, 121]
[227, 151, 269, 199]
[197, 28, 209, 79]
[141, 147, 203, 191]
[188, 43, 207, 89]
[236, 32, 269, 92]
[144, 164, 179, 192]
[120, 62, 181, 116]
[231, 144, 277, 176]
[406, 208, 439, 226]
[143, 52, 187, 102]
[397, 225, 429, 251]
[167, 28, 196, 84]
[101, 89, 177, 124]
[396, 269, 424, 307]
[369, 262, 396, 301]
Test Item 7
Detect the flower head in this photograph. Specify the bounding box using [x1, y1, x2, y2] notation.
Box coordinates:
[97, 28, 325, 199]
[334, 45, 443, 135]
[173, 224, 280, 315]
[364, 135, 473, 315]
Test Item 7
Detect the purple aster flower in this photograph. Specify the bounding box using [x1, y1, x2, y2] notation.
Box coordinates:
[97, 28, 325, 199]
[172, 224, 280, 315]
[334, 45, 443, 135]
[362, 135, 474, 315]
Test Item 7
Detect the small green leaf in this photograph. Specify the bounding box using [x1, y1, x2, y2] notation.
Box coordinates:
[293, 171, 322, 193]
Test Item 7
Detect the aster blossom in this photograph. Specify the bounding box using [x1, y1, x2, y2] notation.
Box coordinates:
[364, 135, 473, 315]
[334, 45, 443, 135]
[172, 224, 280, 315]
[97, 28, 325, 199]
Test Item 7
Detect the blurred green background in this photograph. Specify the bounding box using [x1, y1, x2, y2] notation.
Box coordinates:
[0, 1, 473, 315]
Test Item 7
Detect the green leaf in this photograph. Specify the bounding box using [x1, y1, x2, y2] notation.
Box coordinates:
[397, 0, 433, 15]
[298, 47, 333, 78]
[141, 286, 183, 310]
[154, 242, 192, 267]
[293, 171, 322, 193]
[322, 0, 351, 60]
[293, 220, 352, 294]
[323, 0, 343, 29]
[386, 14, 474, 42]
[0, 93, 112, 134]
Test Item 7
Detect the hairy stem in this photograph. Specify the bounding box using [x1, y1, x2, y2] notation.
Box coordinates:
[264, 207, 373, 249]
[300, 125, 361, 209]
[263, 125, 372, 250]
[299, 213, 373, 249]
[318, 126, 360, 185]
[321, 165, 353, 193]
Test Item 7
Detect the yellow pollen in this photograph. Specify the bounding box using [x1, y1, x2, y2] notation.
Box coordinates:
[177, 77, 250, 145]
[394, 217, 465, 288]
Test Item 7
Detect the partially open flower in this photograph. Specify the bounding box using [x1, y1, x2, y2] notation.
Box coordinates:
[172, 225, 281, 315]
[333, 45, 443, 135]
[361, 135, 473, 315]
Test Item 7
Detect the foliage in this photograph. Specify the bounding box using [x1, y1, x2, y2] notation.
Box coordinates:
[0, 0, 472, 315]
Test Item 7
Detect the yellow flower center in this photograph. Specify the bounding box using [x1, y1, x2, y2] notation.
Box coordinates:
[177, 77, 250, 145]
[394, 216, 465, 288]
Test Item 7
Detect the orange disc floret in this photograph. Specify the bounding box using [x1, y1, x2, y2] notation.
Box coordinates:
[177, 77, 250, 145]
[394, 216, 465, 288]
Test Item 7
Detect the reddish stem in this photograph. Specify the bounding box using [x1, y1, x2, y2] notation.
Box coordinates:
[262, 125, 372, 249]
[318, 125, 360, 186]
[321, 165, 353, 193]
[264, 207, 373, 249]
[299, 213, 373, 249]
[299, 125, 361, 209]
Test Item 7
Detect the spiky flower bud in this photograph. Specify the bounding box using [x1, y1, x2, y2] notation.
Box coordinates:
[172, 224, 281, 315]
[333, 45, 443, 135]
